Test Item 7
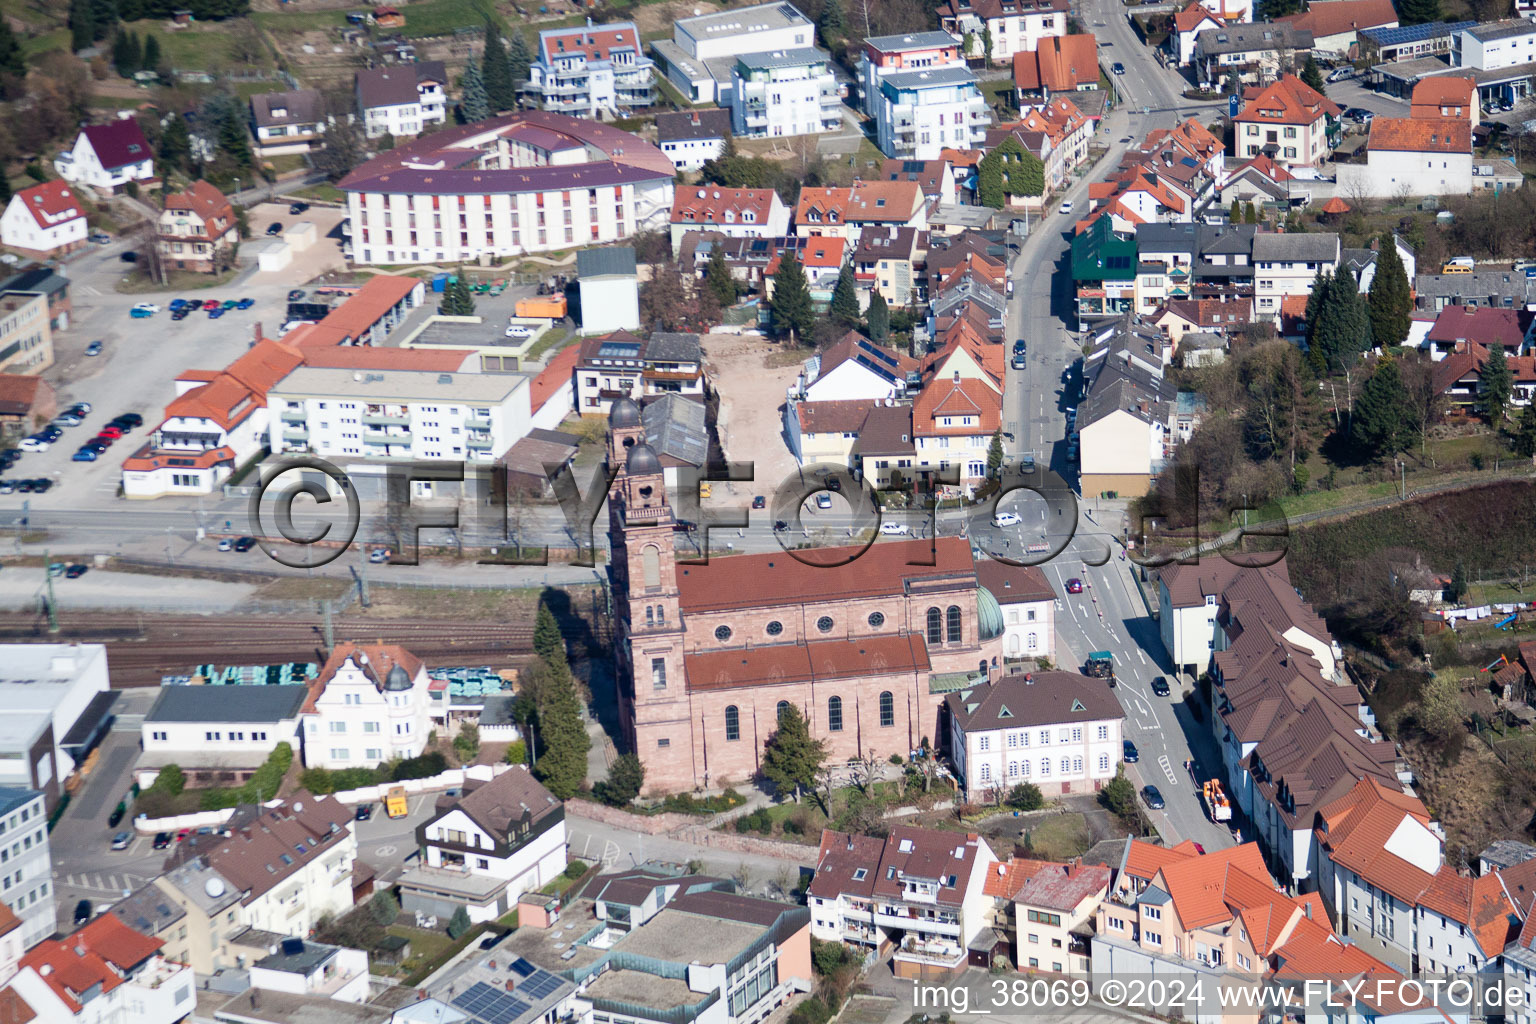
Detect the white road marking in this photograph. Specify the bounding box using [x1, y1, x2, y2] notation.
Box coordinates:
[1137, 649, 1147, 666]
[1158, 755, 1177, 784]
[375, 845, 397, 858]
[601, 839, 621, 868]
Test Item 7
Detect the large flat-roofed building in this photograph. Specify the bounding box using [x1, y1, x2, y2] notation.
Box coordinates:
[654, 1, 818, 104]
[342, 111, 675, 267]
[135, 684, 307, 789]
[0, 645, 114, 809]
[731, 48, 842, 140]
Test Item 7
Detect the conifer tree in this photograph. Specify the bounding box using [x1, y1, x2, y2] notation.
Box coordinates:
[828, 263, 861, 328]
[760, 703, 826, 803]
[1482, 341, 1513, 430]
[866, 291, 890, 342]
[1368, 234, 1412, 347]
[482, 22, 514, 113]
[770, 250, 814, 344]
[460, 61, 489, 122]
[1352, 358, 1410, 458]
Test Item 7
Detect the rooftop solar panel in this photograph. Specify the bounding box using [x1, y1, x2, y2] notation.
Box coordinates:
[509, 958, 536, 978]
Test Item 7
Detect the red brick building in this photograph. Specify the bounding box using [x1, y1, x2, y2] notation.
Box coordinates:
[604, 397, 1006, 794]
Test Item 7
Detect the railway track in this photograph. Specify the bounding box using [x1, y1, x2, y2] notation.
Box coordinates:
[0, 612, 545, 688]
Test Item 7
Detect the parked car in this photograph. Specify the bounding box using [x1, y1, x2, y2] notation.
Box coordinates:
[992, 511, 1022, 528]
[29, 478, 52, 493]
[133, 303, 161, 314]
[18, 436, 48, 452]
[202, 299, 220, 311]
[0, 481, 14, 495]
[1142, 785, 1165, 810]
[354, 804, 373, 821]
[369, 548, 391, 563]
[233, 536, 257, 552]
[289, 201, 309, 214]
[1327, 66, 1356, 83]
[152, 832, 172, 850]
[66, 564, 87, 578]
[751, 495, 766, 509]
[218, 538, 233, 552]
[1011, 353, 1026, 370]
[174, 828, 190, 843]
[1065, 577, 1084, 594]
[74, 900, 92, 926]
[816, 492, 834, 509]
[505, 325, 534, 338]
[208, 306, 226, 319]
[97, 426, 124, 439]
[1150, 675, 1171, 696]
[46, 565, 66, 581]
[55, 412, 83, 426]
[879, 521, 910, 535]
[236, 297, 255, 309]
[72, 448, 98, 462]
[111, 831, 132, 851]
[114, 413, 143, 428]
[171, 308, 190, 321]
[107, 802, 125, 827]
[1123, 740, 1139, 763]
[266, 222, 283, 236]
[1013, 339, 1027, 355]
[68, 402, 91, 415]
[1059, 200, 1074, 214]
[287, 289, 305, 302]
[1112, 62, 1126, 75]
[169, 299, 187, 311]
[89, 231, 110, 244]
[85, 341, 103, 356]
[119, 251, 137, 263]
[129, 307, 153, 319]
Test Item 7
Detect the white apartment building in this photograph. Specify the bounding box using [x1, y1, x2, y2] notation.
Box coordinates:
[656, 2, 817, 104]
[944, 672, 1125, 801]
[136, 685, 306, 789]
[6, 914, 195, 1024]
[402, 766, 568, 923]
[1337, 118, 1474, 198]
[0, 644, 112, 812]
[526, 22, 656, 117]
[808, 826, 997, 976]
[343, 113, 675, 267]
[0, 790, 54, 948]
[875, 66, 989, 160]
[301, 643, 434, 770]
[655, 109, 732, 172]
[938, 0, 1070, 63]
[355, 62, 448, 140]
[0, 181, 87, 259]
[250, 940, 371, 1003]
[53, 117, 156, 194]
[269, 366, 532, 466]
[730, 48, 842, 140]
[1253, 231, 1340, 320]
[1453, 19, 1536, 70]
[975, 561, 1057, 661]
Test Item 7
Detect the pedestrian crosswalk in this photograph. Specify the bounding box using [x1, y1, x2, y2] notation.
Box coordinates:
[56, 871, 148, 898]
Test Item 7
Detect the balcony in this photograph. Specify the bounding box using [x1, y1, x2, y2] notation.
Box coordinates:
[467, 434, 493, 450]
[895, 939, 965, 968]
[280, 408, 306, 423]
[364, 430, 410, 445]
[465, 415, 492, 430]
[363, 412, 409, 426]
[282, 428, 309, 442]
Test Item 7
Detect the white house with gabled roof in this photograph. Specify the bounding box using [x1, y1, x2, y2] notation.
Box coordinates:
[300, 642, 434, 769]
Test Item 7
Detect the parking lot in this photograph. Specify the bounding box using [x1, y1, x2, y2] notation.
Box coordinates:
[1, 202, 350, 511]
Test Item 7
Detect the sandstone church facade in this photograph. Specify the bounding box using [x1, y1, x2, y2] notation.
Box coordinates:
[604, 397, 1008, 794]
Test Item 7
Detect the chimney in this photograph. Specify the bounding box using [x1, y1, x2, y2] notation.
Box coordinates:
[507, 979, 518, 991]
[254, 322, 264, 343]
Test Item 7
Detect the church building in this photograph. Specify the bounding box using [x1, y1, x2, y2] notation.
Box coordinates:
[603, 397, 1008, 794]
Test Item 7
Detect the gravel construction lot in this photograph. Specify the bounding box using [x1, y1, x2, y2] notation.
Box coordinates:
[701, 334, 803, 503]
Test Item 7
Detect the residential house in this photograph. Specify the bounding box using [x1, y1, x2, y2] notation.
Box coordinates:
[1276, 0, 1397, 57]
[1414, 269, 1536, 312]
[851, 403, 915, 488]
[0, 291, 54, 377]
[1193, 23, 1315, 91]
[1153, 297, 1255, 344]
[3, 913, 195, 1024]
[989, 857, 1112, 973]
[156, 180, 237, 274]
[0, 181, 87, 259]
[1132, 220, 1257, 310]
[654, 2, 816, 105]
[1431, 342, 1536, 414]
[795, 187, 857, 243]
[53, 118, 155, 194]
[1336, 235, 1417, 294]
[946, 670, 1124, 800]
[576, 246, 640, 335]
[299, 643, 434, 770]
[860, 32, 986, 161]
[846, 181, 929, 240]
[765, 236, 846, 300]
[1013, 34, 1099, 105]
[158, 796, 358, 957]
[938, 0, 1071, 64]
[1426, 303, 1529, 355]
[136, 685, 306, 790]
[248, 939, 370, 1003]
[525, 23, 655, 118]
[880, 158, 959, 206]
[656, 109, 731, 172]
[786, 399, 873, 465]
[399, 766, 568, 923]
[670, 187, 791, 253]
[249, 89, 326, 157]
[808, 826, 998, 977]
[801, 331, 919, 403]
[1218, 152, 1303, 207]
[0, 374, 55, 442]
[1072, 216, 1138, 321]
[0, 266, 70, 333]
[1338, 117, 1472, 198]
[1252, 231, 1340, 319]
[1169, 3, 1227, 66]
[974, 561, 1057, 662]
[1076, 363, 1176, 499]
[853, 228, 928, 308]
[1233, 75, 1341, 167]
[355, 61, 447, 140]
[911, 374, 1001, 492]
[1410, 76, 1479, 125]
[730, 49, 841, 141]
[1453, 20, 1536, 71]
[572, 330, 704, 416]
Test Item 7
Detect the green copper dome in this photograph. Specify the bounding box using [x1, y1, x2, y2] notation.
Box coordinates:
[977, 586, 1005, 642]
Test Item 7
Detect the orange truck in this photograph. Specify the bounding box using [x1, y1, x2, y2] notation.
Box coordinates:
[515, 295, 567, 319]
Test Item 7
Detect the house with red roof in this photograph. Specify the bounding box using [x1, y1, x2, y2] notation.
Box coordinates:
[1337, 117, 1472, 198]
[1168, 2, 1225, 65]
[1275, 0, 1397, 56]
[802, 329, 918, 403]
[986, 854, 1112, 973]
[53, 117, 155, 194]
[1232, 75, 1342, 169]
[1431, 341, 1536, 414]
[809, 827, 999, 977]
[155, 180, 237, 274]
[670, 186, 790, 254]
[3, 912, 194, 1024]
[913, 373, 1002, 491]
[301, 643, 434, 769]
[1012, 33, 1099, 104]
[1411, 76, 1478, 127]
[938, 0, 1071, 64]
[1, 181, 87, 259]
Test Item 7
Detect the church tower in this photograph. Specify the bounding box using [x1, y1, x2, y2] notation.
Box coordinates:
[605, 398, 691, 792]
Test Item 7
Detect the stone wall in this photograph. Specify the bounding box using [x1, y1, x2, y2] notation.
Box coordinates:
[565, 798, 697, 835]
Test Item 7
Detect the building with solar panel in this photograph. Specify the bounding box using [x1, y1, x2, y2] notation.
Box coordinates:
[484, 866, 813, 1024]
[572, 331, 705, 418]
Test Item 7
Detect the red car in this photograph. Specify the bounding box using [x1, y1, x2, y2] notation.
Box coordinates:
[174, 828, 191, 843]
[96, 426, 124, 439]
[1066, 578, 1084, 594]
[202, 299, 220, 311]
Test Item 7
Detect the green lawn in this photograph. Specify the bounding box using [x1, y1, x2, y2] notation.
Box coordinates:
[21, 28, 69, 63]
[250, 9, 350, 32]
[289, 182, 348, 204]
[398, 0, 507, 38]
[1019, 812, 1093, 860]
[123, 22, 233, 72]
